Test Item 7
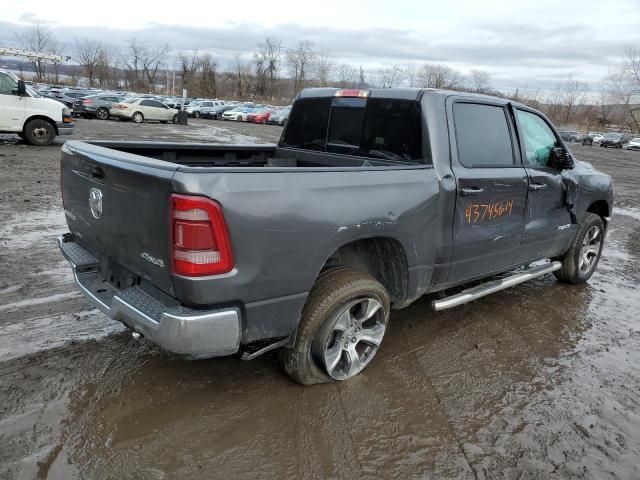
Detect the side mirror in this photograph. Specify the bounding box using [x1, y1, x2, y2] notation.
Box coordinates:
[17, 80, 26, 96]
[552, 146, 574, 170]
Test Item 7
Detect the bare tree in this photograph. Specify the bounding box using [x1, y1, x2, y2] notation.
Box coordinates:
[76, 39, 102, 87]
[378, 64, 404, 88]
[254, 37, 283, 99]
[548, 75, 588, 126]
[404, 65, 417, 87]
[141, 43, 170, 92]
[313, 48, 333, 87]
[416, 64, 463, 89]
[337, 63, 358, 88]
[469, 69, 492, 94]
[198, 53, 217, 98]
[286, 40, 317, 93]
[178, 50, 200, 91]
[15, 24, 56, 81]
[605, 63, 640, 133]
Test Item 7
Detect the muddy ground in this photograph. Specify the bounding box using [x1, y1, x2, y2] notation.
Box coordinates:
[1, 118, 639, 479]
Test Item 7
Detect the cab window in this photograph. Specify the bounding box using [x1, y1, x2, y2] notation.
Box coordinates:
[516, 109, 558, 167]
[0, 73, 18, 96]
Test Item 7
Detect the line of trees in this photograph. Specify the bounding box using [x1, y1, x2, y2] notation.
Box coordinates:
[9, 24, 640, 132]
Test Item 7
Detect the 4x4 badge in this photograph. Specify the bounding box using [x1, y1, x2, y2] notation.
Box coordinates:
[89, 187, 103, 219]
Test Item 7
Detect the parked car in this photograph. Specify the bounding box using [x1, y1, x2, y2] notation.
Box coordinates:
[202, 104, 236, 120]
[186, 100, 225, 118]
[0, 69, 74, 145]
[600, 132, 624, 149]
[246, 108, 273, 124]
[267, 106, 292, 126]
[110, 98, 178, 123]
[59, 87, 613, 385]
[558, 130, 580, 142]
[624, 137, 640, 151]
[221, 106, 253, 121]
[55, 90, 90, 109]
[79, 94, 125, 120]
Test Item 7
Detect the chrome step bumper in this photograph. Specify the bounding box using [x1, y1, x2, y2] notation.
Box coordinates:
[58, 235, 240, 359]
[432, 261, 562, 311]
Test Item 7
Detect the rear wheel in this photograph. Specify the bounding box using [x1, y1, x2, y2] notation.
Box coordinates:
[132, 112, 144, 123]
[23, 119, 55, 146]
[96, 107, 109, 120]
[280, 267, 390, 385]
[554, 213, 605, 284]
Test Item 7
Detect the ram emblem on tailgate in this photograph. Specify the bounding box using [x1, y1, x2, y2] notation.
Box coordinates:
[89, 187, 103, 219]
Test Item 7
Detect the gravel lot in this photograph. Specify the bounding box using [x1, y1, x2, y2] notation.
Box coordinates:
[1, 119, 639, 479]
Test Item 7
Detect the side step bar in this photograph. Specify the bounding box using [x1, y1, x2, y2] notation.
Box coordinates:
[432, 261, 562, 311]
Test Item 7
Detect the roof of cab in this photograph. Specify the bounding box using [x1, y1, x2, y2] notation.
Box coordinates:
[298, 87, 526, 108]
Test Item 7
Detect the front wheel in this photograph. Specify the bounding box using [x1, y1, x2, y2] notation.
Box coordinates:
[194, 111, 201, 118]
[172, 114, 178, 124]
[554, 213, 605, 284]
[23, 119, 55, 146]
[280, 266, 390, 385]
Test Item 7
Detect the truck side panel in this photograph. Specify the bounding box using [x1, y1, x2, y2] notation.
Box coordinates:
[170, 167, 440, 342]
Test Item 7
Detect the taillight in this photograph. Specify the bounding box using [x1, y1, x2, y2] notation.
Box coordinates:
[170, 194, 233, 276]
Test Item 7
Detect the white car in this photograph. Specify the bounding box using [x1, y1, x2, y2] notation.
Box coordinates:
[221, 106, 251, 121]
[110, 98, 178, 123]
[625, 138, 640, 151]
[591, 134, 604, 144]
[0, 68, 74, 145]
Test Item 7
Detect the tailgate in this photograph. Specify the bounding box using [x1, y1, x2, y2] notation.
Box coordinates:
[61, 141, 179, 296]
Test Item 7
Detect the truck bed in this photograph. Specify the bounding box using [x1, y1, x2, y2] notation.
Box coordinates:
[81, 141, 414, 169]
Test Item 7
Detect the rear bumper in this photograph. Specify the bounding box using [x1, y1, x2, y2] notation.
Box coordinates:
[58, 235, 241, 359]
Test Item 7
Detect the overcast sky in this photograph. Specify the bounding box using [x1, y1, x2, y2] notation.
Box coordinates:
[1, 0, 639, 92]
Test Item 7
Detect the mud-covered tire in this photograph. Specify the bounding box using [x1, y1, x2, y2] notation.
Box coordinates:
[280, 266, 390, 386]
[23, 119, 55, 146]
[554, 213, 605, 284]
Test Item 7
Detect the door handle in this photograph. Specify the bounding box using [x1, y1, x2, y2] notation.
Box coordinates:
[460, 187, 484, 196]
[528, 183, 547, 191]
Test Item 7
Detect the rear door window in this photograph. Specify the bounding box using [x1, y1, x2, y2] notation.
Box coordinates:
[281, 96, 423, 163]
[453, 102, 515, 167]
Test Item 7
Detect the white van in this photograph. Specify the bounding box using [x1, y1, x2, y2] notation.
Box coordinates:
[0, 68, 74, 145]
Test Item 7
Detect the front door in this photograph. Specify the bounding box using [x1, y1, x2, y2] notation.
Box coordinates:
[0, 72, 25, 132]
[513, 108, 574, 260]
[448, 100, 529, 282]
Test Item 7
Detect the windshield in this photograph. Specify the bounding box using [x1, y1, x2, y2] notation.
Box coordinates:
[280, 96, 424, 164]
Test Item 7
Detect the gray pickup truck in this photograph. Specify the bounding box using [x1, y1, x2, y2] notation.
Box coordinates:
[58, 88, 613, 385]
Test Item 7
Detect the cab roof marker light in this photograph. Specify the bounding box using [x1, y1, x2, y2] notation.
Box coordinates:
[334, 89, 370, 98]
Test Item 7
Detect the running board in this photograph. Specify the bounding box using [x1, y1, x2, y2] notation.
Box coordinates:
[432, 261, 562, 311]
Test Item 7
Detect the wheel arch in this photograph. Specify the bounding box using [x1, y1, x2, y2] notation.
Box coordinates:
[586, 199, 610, 228]
[318, 236, 411, 308]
